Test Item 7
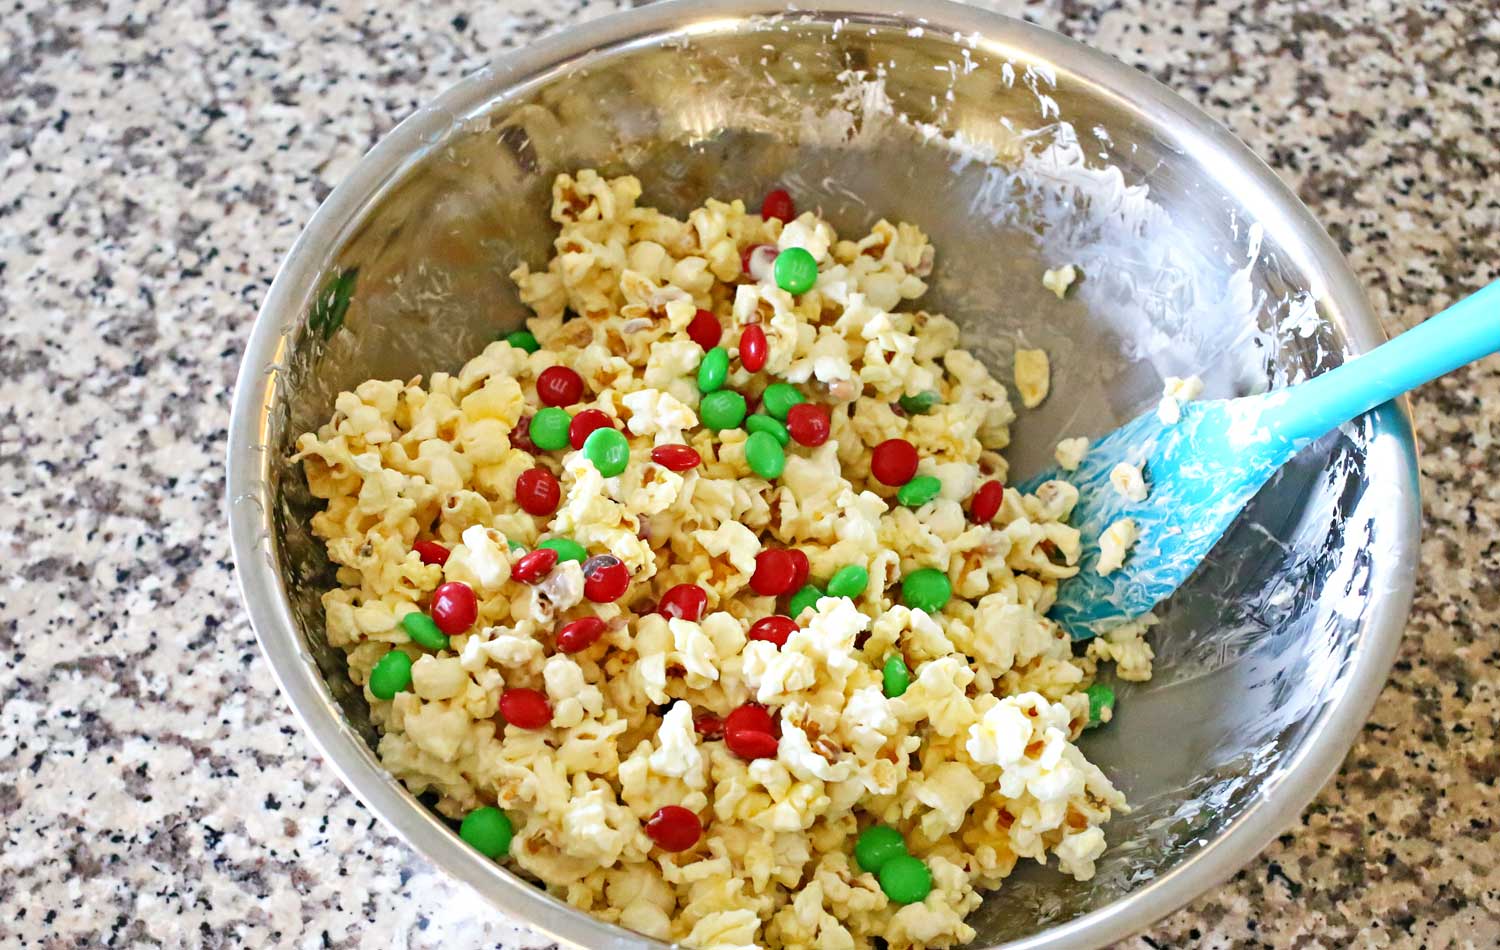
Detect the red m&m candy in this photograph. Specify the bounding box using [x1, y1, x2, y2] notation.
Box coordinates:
[786, 403, 830, 446]
[413, 540, 450, 566]
[515, 467, 561, 516]
[582, 554, 629, 603]
[970, 480, 1005, 524]
[659, 583, 708, 622]
[556, 616, 606, 654]
[723, 699, 780, 759]
[536, 366, 584, 407]
[871, 438, 918, 486]
[748, 615, 798, 648]
[726, 727, 778, 760]
[739, 325, 768, 373]
[750, 549, 798, 597]
[568, 409, 613, 450]
[725, 702, 775, 736]
[651, 444, 701, 472]
[760, 189, 795, 224]
[499, 688, 552, 729]
[512, 548, 558, 583]
[430, 582, 478, 634]
[646, 805, 703, 852]
[785, 549, 810, 592]
[687, 309, 722, 350]
[724, 702, 779, 759]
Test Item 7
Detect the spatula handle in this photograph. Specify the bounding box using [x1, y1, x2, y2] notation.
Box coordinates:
[1263, 280, 1500, 445]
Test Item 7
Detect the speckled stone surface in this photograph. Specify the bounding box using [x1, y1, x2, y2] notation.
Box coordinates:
[2, 0, 1497, 947]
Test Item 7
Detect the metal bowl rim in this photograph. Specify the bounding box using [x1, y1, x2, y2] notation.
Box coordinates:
[225, 2, 1419, 947]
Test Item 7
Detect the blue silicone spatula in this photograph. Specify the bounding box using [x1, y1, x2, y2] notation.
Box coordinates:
[1020, 280, 1500, 640]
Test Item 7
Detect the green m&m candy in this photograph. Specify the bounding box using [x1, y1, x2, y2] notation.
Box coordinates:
[883, 654, 910, 698]
[700, 390, 747, 431]
[537, 537, 587, 564]
[789, 584, 823, 620]
[854, 825, 907, 874]
[898, 390, 940, 415]
[901, 568, 951, 613]
[460, 806, 514, 858]
[530, 407, 572, 451]
[368, 650, 413, 700]
[503, 329, 540, 353]
[583, 426, 630, 477]
[698, 346, 730, 394]
[773, 247, 818, 294]
[826, 564, 869, 600]
[761, 382, 804, 421]
[879, 855, 932, 904]
[745, 430, 786, 480]
[897, 475, 942, 508]
[745, 413, 790, 446]
[1086, 683, 1116, 728]
[401, 611, 449, 651]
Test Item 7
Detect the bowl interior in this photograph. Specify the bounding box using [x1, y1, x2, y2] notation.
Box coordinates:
[247, 6, 1415, 947]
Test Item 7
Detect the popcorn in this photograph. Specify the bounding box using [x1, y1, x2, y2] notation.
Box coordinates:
[1108, 463, 1148, 503]
[1030, 479, 1080, 523]
[778, 719, 856, 783]
[911, 761, 985, 837]
[649, 701, 706, 780]
[1165, 374, 1205, 403]
[559, 778, 644, 866]
[967, 692, 1062, 768]
[1054, 436, 1089, 471]
[297, 172, 1154, 950]
[623, 388, 699, 445]
[456, 525, 516, 594]
[777, 213, 836, 262]
[460, 626, 544, 677]
[767, 879, 857, 950]
[532, 560, 585, 624]
[1013, 348, 1050, 409]
[632, 614, 726, 703]
[671, 618, 723, 683]
[1054, 826, 1107, 881]
[554, 453, 654, 577]
[871, 606, 955, 664]
[840, 685, 897, 754]
[785, 326, 858, 394]
[402, 698, 473, 763]
[544, 653, 605, 728]
[895, 656, 977, 737]
[1041, 264, 1078, 299]
[743, 598, 866, 705]
[1096, 518, 1140, 576]
[686, 910, 761, 950]
[411, 655, 467, 701]
[1156, 374, 1205, 425]
[963, 692, 1128, 866]
[644, 340, 705, 405]
[1087, 615, 1158, 681]
[691, 522, 761, 590]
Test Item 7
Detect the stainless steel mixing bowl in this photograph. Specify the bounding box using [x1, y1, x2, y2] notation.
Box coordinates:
[226, 1, 1420, 946]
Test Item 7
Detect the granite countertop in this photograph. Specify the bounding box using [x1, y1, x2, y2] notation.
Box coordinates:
[3, 0, 1497, 946]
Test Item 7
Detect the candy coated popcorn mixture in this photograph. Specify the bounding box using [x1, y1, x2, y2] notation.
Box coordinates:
[295, 171, 1150, 950]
